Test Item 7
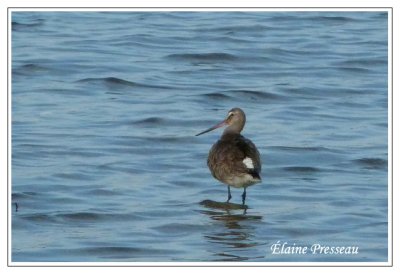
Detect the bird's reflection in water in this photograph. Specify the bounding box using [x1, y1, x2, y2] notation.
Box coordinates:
[199, 199, 263, 261]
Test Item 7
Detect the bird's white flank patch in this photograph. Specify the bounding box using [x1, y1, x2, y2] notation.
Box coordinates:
[243, 157, 254, 169]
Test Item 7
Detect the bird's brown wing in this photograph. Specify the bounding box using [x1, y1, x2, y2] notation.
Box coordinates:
[207, 135, 261, 182]
[235, 136, 262, 173]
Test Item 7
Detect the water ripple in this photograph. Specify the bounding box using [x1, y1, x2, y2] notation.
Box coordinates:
[283, 166, 321, 173]
[353, 158, 387, 170]
[166, 52, 238, 62]
[76, 77, 171, 89]
[13, 64, 49, 76]
[12, 19, 44, 31]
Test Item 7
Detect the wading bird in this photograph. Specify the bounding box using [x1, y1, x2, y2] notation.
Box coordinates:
[196, 108, 261, 205]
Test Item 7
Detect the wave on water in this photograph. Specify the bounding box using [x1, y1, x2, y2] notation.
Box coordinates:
[131, 117, 165, 125]
[76, 77, 171, 89]
[12, 19, 44, 31]
[131, 117, 197, 128]
[58, 212, 104, 221]
[201, 92, 232, 101]
[305, 15, 359, 23]
[53, 172, 94, 181]
[18, 211, 145, 224]
[269, 146, 339, 153]
[279, 86, 368, 98]
[283, 166, 321, 173]
[335, 58, 387, 67]
[58, 246, 175, 259]
[199, 89, 284, 103]
[12, 245, 175, 261]
[264, 47, 312, 57]
[20, 213, 58, 223]
[335, 66, 371, 73]
[227, 89, 284, 100]
[166, 52, 238, 62]
[13, 64, 48, 76]
[268, 14, 358, 24]
[12, 192, 39, 200]
[354, 158, 387, 170]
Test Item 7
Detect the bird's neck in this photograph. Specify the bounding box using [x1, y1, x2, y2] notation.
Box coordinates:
[223, 124, 243, 136]
[222, 127, 243, 140]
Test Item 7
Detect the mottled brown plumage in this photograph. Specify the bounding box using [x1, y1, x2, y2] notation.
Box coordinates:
[196, 108, 262, 204]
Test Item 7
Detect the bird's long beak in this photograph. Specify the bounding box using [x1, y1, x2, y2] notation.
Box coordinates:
[195, 120, 227, 136]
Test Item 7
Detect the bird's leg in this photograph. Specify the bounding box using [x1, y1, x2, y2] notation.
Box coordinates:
[241, 187, 247, 205]
[227, 186, 232, 203]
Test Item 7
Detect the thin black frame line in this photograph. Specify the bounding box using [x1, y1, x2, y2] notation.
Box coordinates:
[7, 7, 394, 267]
[7, 6, 10, 267]
[390, 6, 394, 267]
[6, 264, 394, 268]
[6, 6, 395, 9]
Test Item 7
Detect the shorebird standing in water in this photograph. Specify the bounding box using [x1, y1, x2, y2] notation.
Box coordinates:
[196, 108, 261, 205]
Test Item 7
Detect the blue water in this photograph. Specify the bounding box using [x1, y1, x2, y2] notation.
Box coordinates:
[11, 11, 388, 262]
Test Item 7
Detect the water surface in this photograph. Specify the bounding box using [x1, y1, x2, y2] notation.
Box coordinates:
[11, 11, 388, 262]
